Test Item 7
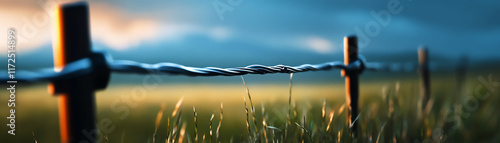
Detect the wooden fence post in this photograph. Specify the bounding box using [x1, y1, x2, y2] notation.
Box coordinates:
[49, 2, 109, 143]
[342, 36, 359, 135]
[418, 47, 430, 110]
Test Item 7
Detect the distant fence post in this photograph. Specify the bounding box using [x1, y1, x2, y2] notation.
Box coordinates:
[455, 55, 468, 97]
[342, 36, 359, 135]
[418, 47, 430, 110]
[49, 2, 110, 143]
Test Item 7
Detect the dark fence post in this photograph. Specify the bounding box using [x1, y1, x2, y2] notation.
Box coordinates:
[49, 2, 109, 143]
[418, 47, 430, 110]
[455, 55, 468, 97]
[342, 36, 359, 136]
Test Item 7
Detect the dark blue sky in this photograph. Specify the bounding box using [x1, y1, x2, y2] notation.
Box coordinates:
[92, 0, 500, 63]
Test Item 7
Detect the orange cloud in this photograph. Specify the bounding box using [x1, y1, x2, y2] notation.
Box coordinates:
[0, 1, 170, 52]
[0, 1, 53, 53]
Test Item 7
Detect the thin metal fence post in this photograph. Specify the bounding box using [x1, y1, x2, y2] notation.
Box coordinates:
[455, 55, 468, 97]
[418, 47, 430, 110]
[342, 36, 359, 136]
[49, 2, 107, 143]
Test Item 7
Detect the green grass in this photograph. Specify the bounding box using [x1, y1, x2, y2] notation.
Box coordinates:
[1, 72, 499, 142]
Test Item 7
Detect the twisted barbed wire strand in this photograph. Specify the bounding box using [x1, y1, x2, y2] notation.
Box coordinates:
[0, 55, 422, 84]
[109, 60, 363, 76]
[0, 58, 92, 83]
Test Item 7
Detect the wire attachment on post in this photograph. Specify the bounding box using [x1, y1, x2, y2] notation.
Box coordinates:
[342, 58, 366, 77]
[89, 52, 112, 91]
[49, 52, 111, 95]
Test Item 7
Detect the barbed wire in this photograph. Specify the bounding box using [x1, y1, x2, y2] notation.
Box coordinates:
[109, 60, 358, 76]
[1, 58, 92, 83]
[0, 55, 423, 84]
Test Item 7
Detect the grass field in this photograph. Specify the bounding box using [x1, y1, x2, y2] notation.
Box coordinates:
[1, 72, 499, 142]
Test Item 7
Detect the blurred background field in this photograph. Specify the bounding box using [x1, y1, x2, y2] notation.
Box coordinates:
[1, 69, 499, 142]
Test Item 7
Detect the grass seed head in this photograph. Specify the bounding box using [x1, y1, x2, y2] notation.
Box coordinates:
[209, 110, 215, 143]
[153, 103, 166, 143]
[216, 102, 223, 142]
[326, 111, 335, 132]
[193, 106, 198, 143]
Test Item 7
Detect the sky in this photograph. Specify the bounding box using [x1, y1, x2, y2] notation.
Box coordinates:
[1, 0, 499, 83]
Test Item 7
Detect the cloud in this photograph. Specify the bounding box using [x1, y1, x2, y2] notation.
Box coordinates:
[208, 26, 231, 41]
[0, 1, 170, 52]
[0, 2, 52, 53]
[301, 36, 336, 54]
[88, 4, 164, 50]
[0, 1, 223, 52]
[90, 3, 232, 50]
